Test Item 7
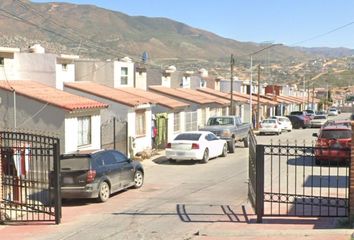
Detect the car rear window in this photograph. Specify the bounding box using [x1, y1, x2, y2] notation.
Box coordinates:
[207, 117, 234, 125]
[320, 130, 351, 139]
[314, 115, 326, 119]
[61, 157, 90, 170]
[262, 119, 276, 124]
[290, 111, 303, 115]
[174, 133, 201, 141]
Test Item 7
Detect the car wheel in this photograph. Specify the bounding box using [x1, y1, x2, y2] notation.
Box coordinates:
[243, 134, 249, 148]
[201, 149, 209, 163]
[221, 144, 228, 157]
[133, 170, 144, 189]
[315, 159, 321, 166]
[228, 138, 235, 153]
[98, 181, 110, 202]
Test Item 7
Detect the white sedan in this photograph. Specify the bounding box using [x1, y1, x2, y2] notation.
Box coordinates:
[271, 116, 293, 132]
[259, 118, 282, 135]
[165, 131, 228, 163]
[310, 114, 327, 128]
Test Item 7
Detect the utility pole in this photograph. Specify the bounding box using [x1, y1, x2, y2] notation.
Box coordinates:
[307, 84, 310, 109]
[230, 54, 235, 115]
[312, 84, 315, 110]
[256, 65, 261, 129]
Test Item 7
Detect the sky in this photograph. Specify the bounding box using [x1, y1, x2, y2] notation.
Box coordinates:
[32, 0, 354, 49]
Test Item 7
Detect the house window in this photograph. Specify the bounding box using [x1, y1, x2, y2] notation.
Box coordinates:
[174, 112, 180, 132]
[135, 110, 146, 136]
[121, 67, 128, 85]
[78, 116, 91, 146]
[62, 64, 68, 71]
[0, 57, 4, 66]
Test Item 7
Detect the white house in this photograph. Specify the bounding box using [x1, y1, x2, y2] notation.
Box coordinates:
[117, 87, 190, 144]
[0, 45, 78, 90]
[0, 81, 107, 154]
[75, 57, 135, 88]
[64, 81, 153, 156]
[149, 85, 229, 130]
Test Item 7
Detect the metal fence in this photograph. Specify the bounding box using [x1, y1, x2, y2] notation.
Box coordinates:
[101, 118, 128, 155]
[0, 131, 61, 224]
[256, 142, 350, 221]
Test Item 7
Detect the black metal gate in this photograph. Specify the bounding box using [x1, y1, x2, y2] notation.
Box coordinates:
[249, 140, 350, 222]
[0, 131, 61, 224]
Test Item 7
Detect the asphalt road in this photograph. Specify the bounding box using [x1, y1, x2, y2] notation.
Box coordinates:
[31, 112, 351, 240]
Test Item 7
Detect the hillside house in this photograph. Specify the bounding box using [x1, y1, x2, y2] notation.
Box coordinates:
[64, 81, 153, 156]
[0, 81, 107, 153]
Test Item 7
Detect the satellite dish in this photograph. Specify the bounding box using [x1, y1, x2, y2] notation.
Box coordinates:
[142, 51, 149, 63]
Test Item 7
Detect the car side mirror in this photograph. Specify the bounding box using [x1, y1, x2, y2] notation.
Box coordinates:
[312, 133, 318, 137]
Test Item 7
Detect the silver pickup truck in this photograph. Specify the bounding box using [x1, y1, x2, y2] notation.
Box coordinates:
[199, 116, 251, 153]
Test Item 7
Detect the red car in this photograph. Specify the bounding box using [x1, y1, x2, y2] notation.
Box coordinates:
[313, 125, 352, 165]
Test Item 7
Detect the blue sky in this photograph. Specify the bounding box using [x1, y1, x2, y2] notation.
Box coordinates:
[33, 0, 354, 49]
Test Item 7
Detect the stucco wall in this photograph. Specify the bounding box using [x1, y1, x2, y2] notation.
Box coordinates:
[15, 53, 57, 88]
[113, 61, 134, 88]
[75, 61, 114, 87]
[56, 63, 75, 90]
[0, 89, 66, 152]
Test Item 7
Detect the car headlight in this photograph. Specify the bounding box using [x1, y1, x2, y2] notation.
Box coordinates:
[221, 129, 232, 138]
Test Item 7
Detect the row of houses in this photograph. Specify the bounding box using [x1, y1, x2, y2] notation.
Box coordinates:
[0, 45, 320, 156]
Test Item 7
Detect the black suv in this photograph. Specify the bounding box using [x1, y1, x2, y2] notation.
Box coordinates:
[60, 149, 144, 202]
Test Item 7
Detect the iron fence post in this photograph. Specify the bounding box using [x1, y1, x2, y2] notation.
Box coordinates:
[256, 144, 264, 223]
[53, 141, 61, 224]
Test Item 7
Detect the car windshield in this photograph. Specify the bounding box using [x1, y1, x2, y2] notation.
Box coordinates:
[329, 109, 337, 112]
[314, 115, 326, 119]
[174, 133, 202, 141]
[61, 157, 90, 170]
[320, 130, 351, 139]
[207, 117, 234, 125]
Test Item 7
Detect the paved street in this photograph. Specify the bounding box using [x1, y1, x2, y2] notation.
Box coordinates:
[0, 113, 352, 240]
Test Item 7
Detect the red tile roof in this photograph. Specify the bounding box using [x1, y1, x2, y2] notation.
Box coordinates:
[197, 88, 250, 104]
[118, 88, 189, 110]
[0, 81, 108, 111]
[65, 82, 152, 107]
[149, 85, 228, 105]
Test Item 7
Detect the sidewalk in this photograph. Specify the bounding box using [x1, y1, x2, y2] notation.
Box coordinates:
[191, 204, 353, 240]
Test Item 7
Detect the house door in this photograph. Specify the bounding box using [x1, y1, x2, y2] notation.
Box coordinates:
[156, 113, 168, 149]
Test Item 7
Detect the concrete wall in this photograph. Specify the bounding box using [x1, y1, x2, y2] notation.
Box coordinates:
[113, 60, 134, 88]
[0, 89, 66, 152]
[0, 52, 57, 88]
[135, 71, 147, 90]
[75, 61, 114, 87]
[56, 63, 75, 90]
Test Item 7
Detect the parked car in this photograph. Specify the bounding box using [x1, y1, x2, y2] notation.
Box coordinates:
[60, 149, 144, 202]
[327, 108, 338, 116]
[312, 125, 352, 165]
[315, 110, 327, 116]
[259, 118, 282, 135]
[199, 116, 251, 153]
[289, 111, 311, 128]
[323, 119, 351, 129]
[310, 114, 327, 128]
[304, 109, 315, 119]
[270, 116, 292, 132]
[286, 115, 310, 129]
[165, 131, 228, 163]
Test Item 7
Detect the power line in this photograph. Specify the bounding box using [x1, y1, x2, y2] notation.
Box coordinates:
[291, 21, 354, 46]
